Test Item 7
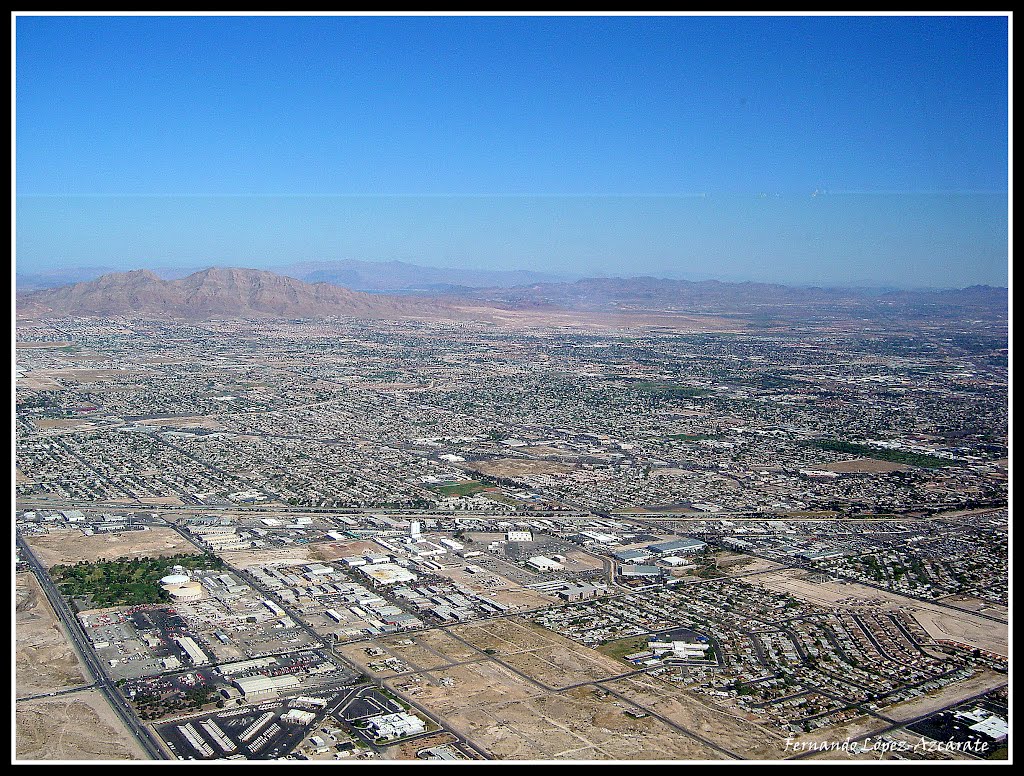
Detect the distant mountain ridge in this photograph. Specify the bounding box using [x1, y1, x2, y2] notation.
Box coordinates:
[16, 259, 571, 293]
[464, 275, 1009, 320]
[16, 265, 1008, 325]
[16, 266, 455, 320]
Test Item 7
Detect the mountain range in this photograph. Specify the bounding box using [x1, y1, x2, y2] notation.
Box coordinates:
[15, 265, 1008, 325]
[15, 267, 453, 320]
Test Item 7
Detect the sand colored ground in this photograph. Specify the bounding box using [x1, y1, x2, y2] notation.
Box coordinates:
[26, 526, 201, 568]
[217, 545, 316, 568]
[17, 376, 64, 390]
[448, 618, 628, 690]
[880, 670, 1006, 723]
[430, 565, 556, 611]
[16, 690, 148, 761]
[603, 673, 788, 760]
[463, 458, 576, 478]
[309, 538, 389, 562]
[819, 459, 911, 473]
[391, 660, 727, 760]
[746, 569, 1007, 656]
[16, 572, 90, 697]
[937, 595, 1008, 622]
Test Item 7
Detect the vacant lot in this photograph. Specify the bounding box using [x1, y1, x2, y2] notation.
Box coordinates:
[404, 667, 728, 760]
[217, 545, 316, 569]
[603, 673, 786, 759]
[26, 527, 200, 569]
[16, 690, 147, 761]
[431, 565, 556, 611]
[309, 538, 387, 562]
[819, 459, 911, 473]
[464, 458, 575, 478]
[749, 569, 1008, 657]
[450, 618, 627, 690]
[16, 572, 89, 697]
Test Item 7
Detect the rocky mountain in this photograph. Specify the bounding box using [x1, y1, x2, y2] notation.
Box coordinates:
[15, 267, 457, 320]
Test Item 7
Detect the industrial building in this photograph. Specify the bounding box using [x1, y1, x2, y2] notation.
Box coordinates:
[174, 636, 210, 665]
[618, 564, 662, 579]
[233, 673, 302, 696]
[526, 556, 563, 572]
[647, 538, 707, 555]
[556, 583, 606, 602]
[359, 562, 418, 586]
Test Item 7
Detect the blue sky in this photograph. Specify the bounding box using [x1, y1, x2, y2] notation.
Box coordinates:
[15, 14, 1010, 287]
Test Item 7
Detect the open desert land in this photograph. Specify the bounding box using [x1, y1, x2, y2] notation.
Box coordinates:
[936, 595, 1008, 622]
[463, 457, 576, 478]
[338, 632, 484, 678]
[447, 618, 629, 690]
[376, 633, 483, 672]
[29, 417, 96, 430]
[746, 569, 1008, 656]
[453, 684, 731, 760]
[818, 459, 912, 474]
[25, 526, 201, 568]
[880, 669, 1007, 723]
[452, 304, 749, 334]
[309, 538, 392, 562]
[16, 572, 90, 697]
[216, 545, 317, 569]
[602, 673, 788, 760]
[15, 690, 148, 761]
[390, 657, 729, 760]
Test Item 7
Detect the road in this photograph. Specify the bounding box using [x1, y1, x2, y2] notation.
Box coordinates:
[15, 532, 169, 760]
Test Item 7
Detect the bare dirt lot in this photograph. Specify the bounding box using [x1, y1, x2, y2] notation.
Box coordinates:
[16, 690, 148, 761]
[217, 545, 316, 568]
[26, 527, 201, 568]
[431, 565, 556, 611]
[389, 654, 728, 760]
[819, 459, 912, 473]
[603, 673, 787, 759]
[464, 458, 576, 478]
[748, 569, 1008, 657]
[880, 669, 1006, 723]
[310, 538, 389, 562]
[16, 572, 89, 697]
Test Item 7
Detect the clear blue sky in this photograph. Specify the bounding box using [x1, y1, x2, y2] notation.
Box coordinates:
[15, 14, 1010, 287]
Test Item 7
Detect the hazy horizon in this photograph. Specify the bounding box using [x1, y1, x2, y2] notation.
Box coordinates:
[15, 14, 1010, 290]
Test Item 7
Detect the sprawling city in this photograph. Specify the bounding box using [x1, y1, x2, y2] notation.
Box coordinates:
[14, 291, 1009, 761]
[14, 11, 1010, 766]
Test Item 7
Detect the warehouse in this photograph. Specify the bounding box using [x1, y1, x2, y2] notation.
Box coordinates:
[233, 673, 302, 696]
[175, 636, 210, 665]
[526, 556, 563, 572]
[647, 538, 707, 555]
[618, 564, 663, 579]
[556, 583, 606, 602]
[359, 562, 418, 585]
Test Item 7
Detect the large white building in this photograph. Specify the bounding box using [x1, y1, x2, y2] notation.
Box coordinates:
[233, 673, 301, 696]
[526, 556, 563, 572]
[366, 712, 426, 741]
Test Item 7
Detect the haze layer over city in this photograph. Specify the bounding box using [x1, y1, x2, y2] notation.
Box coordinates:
[14, 13, 1009, 764]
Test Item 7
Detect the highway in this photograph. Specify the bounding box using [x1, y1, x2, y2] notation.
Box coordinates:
[15, 532, 169, 760]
